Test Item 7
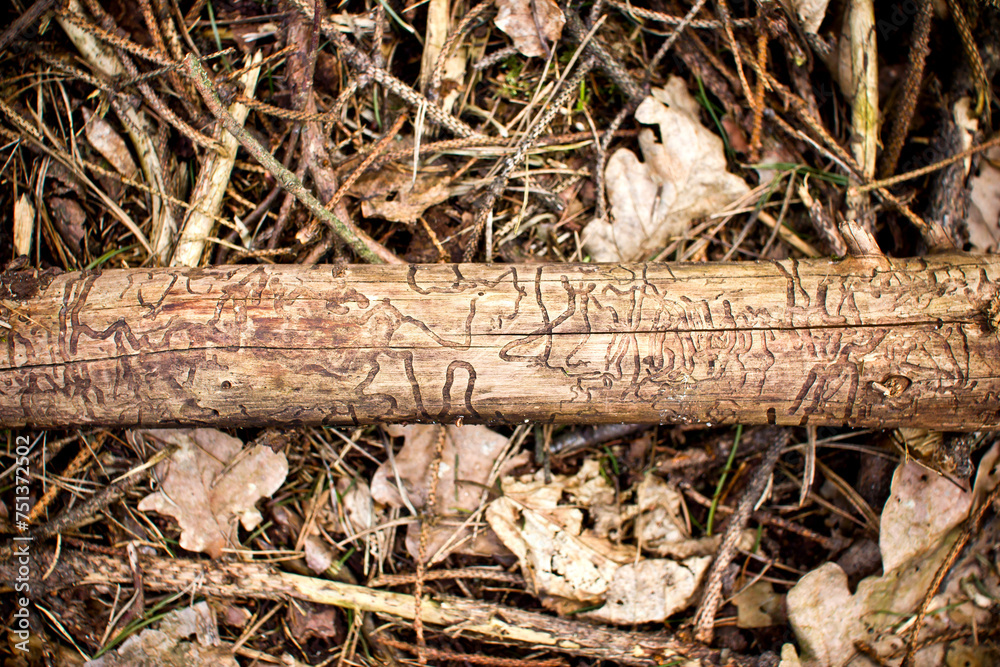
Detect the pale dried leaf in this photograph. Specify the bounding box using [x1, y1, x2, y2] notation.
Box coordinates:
[85, 602, 237, 667]
[304, 534, 335, 574]
[13, 193, 34, 257]
[953, 97, 978, 173]
[138, 429, 288, 558]
[779, 643, 804, 667]
[487, 483, 631, 602]
[786, 453, 1000, 667]
[494, 0, 565, 58]
[82, 107, 139, 180]
[487, 460, 710, 617]
[371, 424, 521, 561]
[782, 0, 830, 33]
[880, 461, 971, 573]
[967, 147, 1000, 252]
[973, 440, 1000, 503]
[581, 557, 711, 624]
[583, 77, 749, 261]
[334, 476, 380, 536]
[786, 566, 855, 667]
[354, 169, 452, 224]
[733, 580, 785, 628]
[637, 468, 750, 559]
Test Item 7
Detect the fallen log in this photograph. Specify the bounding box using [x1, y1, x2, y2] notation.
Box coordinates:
[4, 253, 1000, 430]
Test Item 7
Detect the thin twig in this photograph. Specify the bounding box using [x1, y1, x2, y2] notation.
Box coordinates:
[878, 0, 932, 178]
[693, 431, 789, 643]
[183, 54, 385, 263]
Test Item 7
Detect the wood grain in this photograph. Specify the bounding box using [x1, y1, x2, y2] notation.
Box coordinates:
[4, 254, 1000, 429]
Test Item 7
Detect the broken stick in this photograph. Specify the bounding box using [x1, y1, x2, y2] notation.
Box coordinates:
[4, 253, 1000, 430]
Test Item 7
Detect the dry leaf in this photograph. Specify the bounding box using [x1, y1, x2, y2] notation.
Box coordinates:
[967, 146, 1000, 252]
[353, 168, 452, 224]
[334, 476, 381, 537]
[581, 557, 711, 624]
[635, 473, 747, 559]
[782, 0, 830, 34]
[582, 77, 750, 261]
[85, 602, 238, 667]
[82, 107, 139, 180]
[371, 424, 524, 562]
[287, 601, 342, 644]
[47, 196, 86, 252]
[785, 444, 1000, 667]
[487, 465, 633, 604]
[733, 580, 785, 629]
[304, 534, 336, 574]
[487, 460, 711, 621]
[13, 193, 34, 257]
[494, 0, 565, 58]
[138, 429, 288, 558]
[880, 461, 971, 573]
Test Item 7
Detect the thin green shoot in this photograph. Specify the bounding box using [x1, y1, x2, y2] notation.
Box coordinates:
[377, 0, 421, 41]
[706, 424, 742, 535]
[694, 76, 732, 159]
[747, 161, 849, 186]
[205, 1, 232, 73]
[244, 519, 273, 543]
[602, 445, 620, 476]
[94, 593, 201, 657]
[576, 78, 590, 113]
[86, 244, 136, 270]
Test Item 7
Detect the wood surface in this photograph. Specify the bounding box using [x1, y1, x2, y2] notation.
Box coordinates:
[4, 253, 1000, 430]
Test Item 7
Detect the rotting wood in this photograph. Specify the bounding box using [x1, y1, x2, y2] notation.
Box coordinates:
[3, 253, 1000, 430]
[3, 547, 736, 667]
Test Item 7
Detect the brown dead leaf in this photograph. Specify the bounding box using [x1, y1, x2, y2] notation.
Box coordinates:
[47, 196, 86, 252]
[785, 444, 1000, 667]
[582, 77, 750, 261]
[353, 168, 452, 224]
[287, 601, 343, 644]
[304, 534, 336, 574]
[213, 602, 252, 628]
[138, 429, 288, 558]
[494, 0, 565, 58]
[967, 147, 1000, 252]
[82, 108, 139, 180]
[371, 424, 525, 562]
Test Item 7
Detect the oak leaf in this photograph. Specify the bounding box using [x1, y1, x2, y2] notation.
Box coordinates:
[494, 0, 565, 58]
[371, 424, 526, 563]
[582, 77, 749, 262]
[138, 429, 288, 558]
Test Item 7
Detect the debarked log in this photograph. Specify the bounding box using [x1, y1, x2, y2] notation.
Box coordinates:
[3, 253, 1000, 430]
